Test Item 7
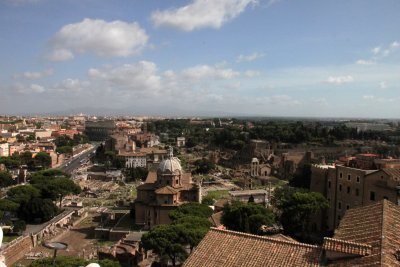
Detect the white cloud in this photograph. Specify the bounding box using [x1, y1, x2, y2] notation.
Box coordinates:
[324, 75, 354, 85]
[88, 61, 161, 93]
[47, 49, 74, 62]
[379, 81, 387, 89]
[13, 69, 53, 80]
[236, 52, 265, 63]
[356, 59, 375, 65]
[151, 0, 258, 31]
[257, 94, 301, 106]
[372, 46, 381, 55]
[54, 79, 90, 92]
[182, 65, 239, 80]
[244, 70, 260, 77]
[12, 83, 45, 94]
[49, 18, 148, 61]
[363, 95, 374, 100]
[391, 41, 400, 48]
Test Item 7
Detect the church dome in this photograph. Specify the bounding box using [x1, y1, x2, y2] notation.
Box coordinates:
[157, 147, 182, 173]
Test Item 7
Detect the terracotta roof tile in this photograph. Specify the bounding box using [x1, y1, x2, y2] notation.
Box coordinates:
[328, 200, 400, 266]
[183, 228, 321, 267]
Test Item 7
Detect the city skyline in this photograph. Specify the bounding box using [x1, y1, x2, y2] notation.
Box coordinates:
[1, 0, 400, 118]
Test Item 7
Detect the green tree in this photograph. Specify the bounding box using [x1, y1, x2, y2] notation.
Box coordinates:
[172, 216, 211, 252]
[193, 158, 215, 174]
[34, 152, 51, 169]
[221, 201, 275, 234]
[56, 146, 73, 154]
[169, 203, 213, 221]
[18, 198, 58, 223]
[7, 185, 40, 204]
[0, 171, 14, 187]
[0, 199, 19, 212]
[201, 195, 215, 205]
[289, 164, 312, 189]
[273, 186, 329, 239]
[30, 172, 81, 203]
[13, 219, 26, 234]
[141, 224, 187, 267]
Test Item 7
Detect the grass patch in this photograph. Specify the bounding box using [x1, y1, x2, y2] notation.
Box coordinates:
[3, 235, 19, 243]
[206, 190, 229, 200]
[131, 188, 137, 198]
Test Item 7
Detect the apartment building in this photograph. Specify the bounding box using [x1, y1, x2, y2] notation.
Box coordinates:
[310, 156, 400, 231]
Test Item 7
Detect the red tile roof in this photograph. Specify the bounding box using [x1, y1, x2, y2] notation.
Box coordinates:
[328, 200, 400, 266]
[183, 228, 321, 267]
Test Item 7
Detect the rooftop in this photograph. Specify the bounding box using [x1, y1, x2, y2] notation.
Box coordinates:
[183, 228, 321, 267]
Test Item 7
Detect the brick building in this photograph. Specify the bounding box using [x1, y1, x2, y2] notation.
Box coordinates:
[310, 159, 400, 231]
[134, 148, 201, 229]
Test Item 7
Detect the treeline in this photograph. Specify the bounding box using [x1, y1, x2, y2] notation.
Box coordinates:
[147, 119, 398, 150]
[0, 151, 51, 170]
[55, 134, 89, 154]
[0, 169, 81, 230]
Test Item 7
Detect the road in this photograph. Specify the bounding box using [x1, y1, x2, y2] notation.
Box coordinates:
[58, 144, 98, 174]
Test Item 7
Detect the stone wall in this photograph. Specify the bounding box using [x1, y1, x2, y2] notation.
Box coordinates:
[3, 235, 34, 266]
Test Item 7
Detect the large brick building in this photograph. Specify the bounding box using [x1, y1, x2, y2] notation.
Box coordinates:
[310, 155, 400, 231]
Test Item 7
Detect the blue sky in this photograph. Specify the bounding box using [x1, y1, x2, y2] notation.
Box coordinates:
[1, 0, 399, 118]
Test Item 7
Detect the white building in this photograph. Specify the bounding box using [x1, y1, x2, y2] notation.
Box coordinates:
[0, 143, 9, 157]
[119, 152, 147, 168]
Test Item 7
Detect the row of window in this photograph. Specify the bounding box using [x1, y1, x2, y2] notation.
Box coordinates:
[339, 172, 360, 182]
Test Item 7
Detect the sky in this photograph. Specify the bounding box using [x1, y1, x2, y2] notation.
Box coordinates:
[0, 0, 399, 118]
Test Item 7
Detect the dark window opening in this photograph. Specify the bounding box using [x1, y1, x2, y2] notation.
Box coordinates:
[370, 191, 376, 201]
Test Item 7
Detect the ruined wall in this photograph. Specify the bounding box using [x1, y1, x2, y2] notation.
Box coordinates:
[3, 236, 34, 266]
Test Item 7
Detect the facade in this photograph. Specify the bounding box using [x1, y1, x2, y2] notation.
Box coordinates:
[84, 120, 116, 141]
[310, 163, 400, 231]
[176, 137, 185, 147]
[0, 143, 9, 157]
[229, 189, 269, 205]
[119, 151, 147, 168]
[134, 148, 201, 229]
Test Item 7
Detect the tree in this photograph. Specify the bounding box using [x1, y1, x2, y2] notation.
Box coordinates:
[169, 203, 213, 221]
[221, 201, 275, 234]
[7, 185, 40, 204]
[273, 186, 329, 239]
[0, 171, 14, 187]
[125, 167, 148, 181]
[34, 152, 51, 169]
[142, 203, 212, 265]
[172, 216, 211, 252]
[193, 158, 215, 175]
[13, 219, 26, 234]
[141, 224, 187, 267]
[29, 172, 81, 203]
[18, 198, 58, 223]
[289, 164, 312, 189]
[0, 199, 19, 212]
[201, 195, 214, 205]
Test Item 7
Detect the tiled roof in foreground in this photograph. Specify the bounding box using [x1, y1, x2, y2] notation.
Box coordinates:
[182, 228, 321, 267]
[328, 200, 400, 266]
